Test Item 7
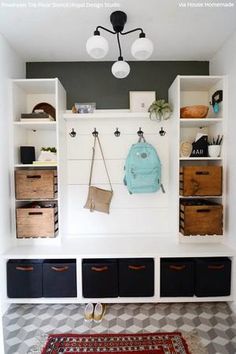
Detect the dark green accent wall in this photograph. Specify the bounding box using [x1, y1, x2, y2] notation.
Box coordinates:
[26, 61, 209, 109]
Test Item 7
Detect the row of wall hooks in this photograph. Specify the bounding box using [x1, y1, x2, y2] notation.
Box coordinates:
[69, 127, 166, 138]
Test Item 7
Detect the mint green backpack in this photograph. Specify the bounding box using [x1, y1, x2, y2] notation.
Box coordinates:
[124, 137, 165, 194]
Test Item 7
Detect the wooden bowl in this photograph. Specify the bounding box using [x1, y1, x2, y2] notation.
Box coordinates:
[180, 105, 209, 119]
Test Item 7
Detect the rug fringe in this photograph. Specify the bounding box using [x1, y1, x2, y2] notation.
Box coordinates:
[182, 330, 208, 354]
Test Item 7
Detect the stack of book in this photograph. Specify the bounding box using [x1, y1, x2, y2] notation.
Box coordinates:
[20, 110, 55, 122]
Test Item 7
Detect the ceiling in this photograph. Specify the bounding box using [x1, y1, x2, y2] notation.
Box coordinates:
[0, 0, 236, 62]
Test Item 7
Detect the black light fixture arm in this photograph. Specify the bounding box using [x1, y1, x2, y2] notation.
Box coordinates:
[120, 28, 145, 38]
[95, 26, 116, 35]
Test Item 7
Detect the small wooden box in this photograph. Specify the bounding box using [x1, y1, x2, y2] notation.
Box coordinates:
[180, 200, 223, 236]
[16, 206, 58, 238]
[15, 169, 57, 200]
[180, 166, 222, 196]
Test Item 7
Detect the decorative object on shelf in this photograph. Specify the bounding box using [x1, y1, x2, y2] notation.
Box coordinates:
[208, 135, 223, 157]
[69, 128, 76, 138]
[114, 127, 121, 137]
[130, 91, 156, 112]
[74, 102, 96, 114]
[159, 127, 166, 136]
[20, 146, 35, 164]
[86, 11, 153, 79]
[180, 105, 209, 119]
[148, 99, 172, 121]
[210, 90, 223, 114]
[84, 135, 113, 214]
[190, 130, 208, 158]
[71, 105, 77, 114]
[20, 111, 54, 122]
[32, 102, 56, 120]
[37, 147, 57, 162]
[180, 141, 192, 157]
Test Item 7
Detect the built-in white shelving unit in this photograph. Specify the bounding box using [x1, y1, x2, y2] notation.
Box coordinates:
[3, 76, 235, 307]
[168, 75, 227, 244]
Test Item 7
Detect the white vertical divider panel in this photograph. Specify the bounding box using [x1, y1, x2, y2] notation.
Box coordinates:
[56, 79, 67, 241]
[168, 77, 180, 242]
[65, 115, 173, 238]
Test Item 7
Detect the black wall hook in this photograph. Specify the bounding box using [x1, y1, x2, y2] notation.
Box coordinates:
[114, 127, 121, 137]
[159, 127, 166, 136]
[92, 128, 99, 137]
[69, 128, 76, 138]
[137, 127, 144, 137]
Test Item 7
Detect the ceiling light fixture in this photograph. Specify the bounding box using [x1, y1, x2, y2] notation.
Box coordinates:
[86, 11, 154, 79]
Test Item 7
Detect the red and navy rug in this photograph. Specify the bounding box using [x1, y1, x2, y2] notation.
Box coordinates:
[41, 332, 191, 354]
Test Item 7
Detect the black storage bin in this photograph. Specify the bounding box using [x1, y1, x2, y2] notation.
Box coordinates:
[7, 259, 43, 298]
[161, 258, 194, 297]
[82, 259, 118, 298]
[43, 259, 77, 297]
[118, 258, 154, 297]
[195, 257, 231, 297]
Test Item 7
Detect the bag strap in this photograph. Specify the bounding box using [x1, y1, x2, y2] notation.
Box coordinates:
[89, 136, 113, 191]
[138, 135, 146, 143]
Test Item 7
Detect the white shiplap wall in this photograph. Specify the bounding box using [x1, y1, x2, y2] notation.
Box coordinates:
[65, 117, 173, 238]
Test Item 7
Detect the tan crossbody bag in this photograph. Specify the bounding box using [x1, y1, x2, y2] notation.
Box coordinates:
[84, 135, 113, 214]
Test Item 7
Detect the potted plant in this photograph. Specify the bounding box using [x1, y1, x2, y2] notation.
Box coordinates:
[38, 147, 57, 162]
[208, 136, 223, 157]
[148, 99, 172, 121]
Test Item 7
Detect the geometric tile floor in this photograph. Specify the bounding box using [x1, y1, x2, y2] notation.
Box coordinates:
[3, 302, 236, 354]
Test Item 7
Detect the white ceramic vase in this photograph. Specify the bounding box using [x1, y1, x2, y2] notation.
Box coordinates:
[208, 145, 221, 158]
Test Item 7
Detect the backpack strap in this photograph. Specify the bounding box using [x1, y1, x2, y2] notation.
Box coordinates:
[89, 136, 113, 191]
[138, 134, 146, 143]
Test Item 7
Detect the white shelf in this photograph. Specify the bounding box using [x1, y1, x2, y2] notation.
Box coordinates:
[179, 75, 224, 91]
[180, 118, 223, 127]
[13, 121, 57, 130]
[12, 78, 56, 94]
[14, 164, 57, 168]
[4, 294, 233, 304]
[179, 233, 224, 243]
[3, 237, 235, 258]
[63, 109, 150, 120]
[179, 157, 222, 161]
[179, 195, 223, 199]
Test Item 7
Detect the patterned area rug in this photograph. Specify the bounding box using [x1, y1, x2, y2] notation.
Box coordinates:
[41, 332, 191, 354]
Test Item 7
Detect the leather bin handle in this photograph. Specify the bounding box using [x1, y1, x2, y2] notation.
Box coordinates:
[128, 265, 146, 271]
[26, 175, 41, 179]
[16, 266, 34, 271]
[208, 264, 224, 270]
[51, 266, 69, 272]
[169, 265, 186, 271]
[196, 209, 210, 213]
[196, 171, 209, 175]
[28, 212, 43, 215]
[91, 266, 108, 272]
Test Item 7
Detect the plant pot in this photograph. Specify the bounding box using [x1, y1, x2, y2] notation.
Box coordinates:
[38, 151, 57, 162]
[208, 145, 221, 158]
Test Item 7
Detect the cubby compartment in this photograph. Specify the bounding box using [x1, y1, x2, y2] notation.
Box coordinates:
[15, 169, 57, 200]
[195, 257, 231, 297]
[160, 258, 194, 297]
[82, 259, 118, 298]
[16, 203, 58, 238]
[180, 165, 222, 196]
[118, 258, 154, 297]
[180, 199, 223, 236]
[43, 259, 77, 297]
[7, 259, 43, 298]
